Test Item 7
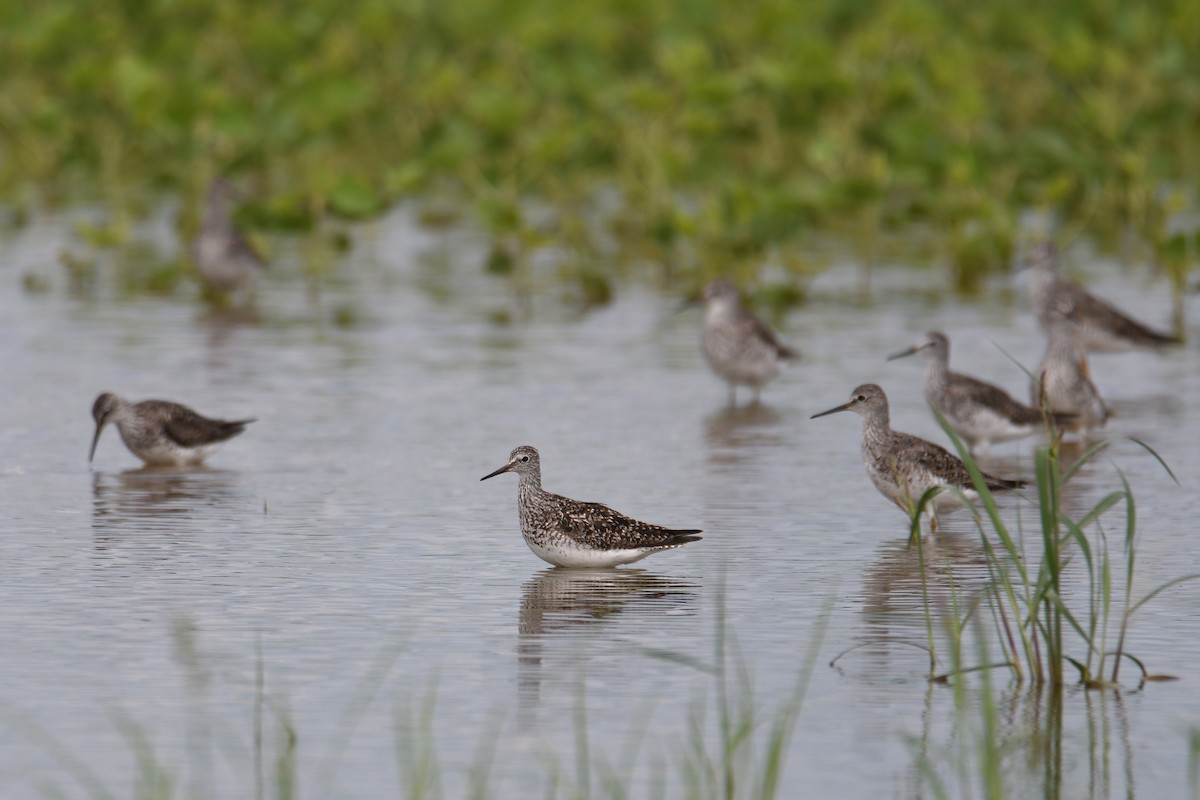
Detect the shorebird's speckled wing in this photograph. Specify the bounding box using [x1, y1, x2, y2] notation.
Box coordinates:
[155, 403, 254, 448]
[888, 431, 1022, 491]
[226, 229, 266, 269]
[1055, 282, 1179, 347]
[537, 493, 702, 551]
[944, 372, 1042, 425]
[740, 314, 798, 360]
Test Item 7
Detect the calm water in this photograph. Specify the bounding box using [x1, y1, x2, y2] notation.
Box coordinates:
[2, 209, 1199, 798]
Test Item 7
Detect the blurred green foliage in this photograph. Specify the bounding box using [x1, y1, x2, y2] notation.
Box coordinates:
[1, 0, 1197, 286]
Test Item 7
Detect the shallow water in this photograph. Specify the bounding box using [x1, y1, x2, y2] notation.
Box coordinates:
[2, 209, 1199, 798]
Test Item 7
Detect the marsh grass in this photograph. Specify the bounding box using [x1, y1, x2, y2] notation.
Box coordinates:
[672, 589, 829, 800]
[1, 596, 827, 800]
[1191, 727, 1200, 799]
[906, 412, 1200, 688]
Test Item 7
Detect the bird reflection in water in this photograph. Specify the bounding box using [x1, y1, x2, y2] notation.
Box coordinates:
[704, 403, 785, 468]
[91, 467, 245, 550]
[198, 306, 262, 381]
[517, 568, 697, 731]
[836, 529, 994, 682]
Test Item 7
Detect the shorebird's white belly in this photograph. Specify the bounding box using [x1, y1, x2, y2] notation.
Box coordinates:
[134, 441, 220, 467]
[871, 473, 975, 516]
[962, 410, 1036, 444]
[525, 537, 656, 568]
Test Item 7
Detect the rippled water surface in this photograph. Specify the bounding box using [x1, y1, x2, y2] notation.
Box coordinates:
[2, 210, 1199, 798]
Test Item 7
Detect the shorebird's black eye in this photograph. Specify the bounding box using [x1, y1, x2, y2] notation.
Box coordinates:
[520, 455, 529, 463]
[856, 394, 866, 402]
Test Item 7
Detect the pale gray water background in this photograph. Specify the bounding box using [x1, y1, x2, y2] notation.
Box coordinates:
[2, 207, 1199, 798]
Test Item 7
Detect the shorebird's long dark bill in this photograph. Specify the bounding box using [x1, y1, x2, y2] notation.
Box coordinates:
[88, 423, 105, 463]
[886, 343, 924, 361]
[810, 402, 852, 419]
[480, 461, 515, 481]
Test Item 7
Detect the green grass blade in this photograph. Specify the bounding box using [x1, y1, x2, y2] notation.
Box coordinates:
[1125, 436, 1180, 485]
[0, 703, 119, 800]
[1074, 491, 1126, 530]
[1060, 439, 1111, 485]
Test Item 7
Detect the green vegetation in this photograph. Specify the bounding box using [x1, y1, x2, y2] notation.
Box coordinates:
[908, 421, 1198, 687]
[3, 0, 1199, 294]
[889, 423, 1200, 797]
[1, 604, 827, 800]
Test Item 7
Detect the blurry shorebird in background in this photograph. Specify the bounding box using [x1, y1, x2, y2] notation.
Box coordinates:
[698, 279, 798, 405]
[888, 330, 1074, 454]
[194, 178, 266, 304]
[1030, 306, 1109, 432]
[1024, 243, 1180, 353]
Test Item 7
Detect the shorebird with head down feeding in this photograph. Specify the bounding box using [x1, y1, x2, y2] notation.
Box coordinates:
[194, 178, 266, 300]
[887, 330, 1075, 454]
[480, 445, 702, 567]
[1024, 242, 1180, 353]
[811, 384, 1025, 529]
[699, 279, 798, 404]
[89, 393, 255, 467]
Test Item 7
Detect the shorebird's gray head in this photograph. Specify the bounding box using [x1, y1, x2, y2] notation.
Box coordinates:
[481, 445, 541, 481]
[810, 383, 889, 420]
[1022, 242, 1058, 274]
[1043, 299, 1085, 345]
[701, 279, 741, 306]
[89, 392, 123, 463]
[887, 331, 949, 363]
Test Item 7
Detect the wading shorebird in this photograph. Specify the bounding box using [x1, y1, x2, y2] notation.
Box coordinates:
[887, 330, 1075, 454]
[1024, 243, 1180, 353]
[480, 445, 702, 568]
[194, 178, 266, 300]
[1030, 309, 1109, 432]
[89, 393, 255, 467]
[811, 384, 1024, 530]
[699, 279, 798, 404]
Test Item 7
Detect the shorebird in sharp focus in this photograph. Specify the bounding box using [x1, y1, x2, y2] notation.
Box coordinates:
[1024, 243, 1180, 353]
[699, 279, 798, 404]
[89, 393, 255, 467]
[480, 445, 702, 568]
[811, 384, 1024, 529]
[194, 178, 266, 300]
[887, 330, 1075, 454]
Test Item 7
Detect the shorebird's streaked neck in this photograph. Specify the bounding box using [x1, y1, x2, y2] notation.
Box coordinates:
[1046, 321, 1083, 361]
[516, 464, 543, 492]
[1025, 243, 1059, 274]
[860, 403, 893, 451]
[204, 181, 236, 224]
[703, 294, 740, 323]
[923, 348, 950, 389]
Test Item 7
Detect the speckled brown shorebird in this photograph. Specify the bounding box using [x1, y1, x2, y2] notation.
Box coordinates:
[1025, 243, 1179, 353]
[480, 445, 701, 567]
[887, 330, 1075, 454]
[89, 393, 255, 467]
[699, 279, 797, 404]
[811, 384, 1024, 527]
[194, 178, 266, 298]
